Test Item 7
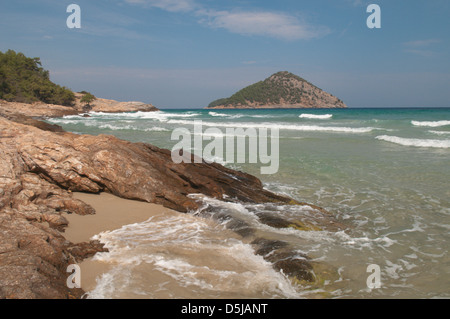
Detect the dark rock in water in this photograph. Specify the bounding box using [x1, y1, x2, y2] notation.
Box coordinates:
[225, 218, 255, 237]
[251, 238, 289, 256]
[255, 213, 292, 229]
[66, 240, 108, 263]
[255, 212, 324, 231]
[270, 252, 314, 282]
[251, 238, 314, 283]
[194, 209, 256, 237]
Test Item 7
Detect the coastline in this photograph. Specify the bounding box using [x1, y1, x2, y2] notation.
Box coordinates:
[64, 192, 177, 294]
[0, 96, 158, 119]
[0, 98, 336, 298]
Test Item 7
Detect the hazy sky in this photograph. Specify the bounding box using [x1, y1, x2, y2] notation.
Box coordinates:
[1, 0, 449, 108]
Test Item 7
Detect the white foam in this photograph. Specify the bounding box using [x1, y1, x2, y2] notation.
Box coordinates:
[208, 111, 244, 119]
[47, 119, 82, 125]
[411, 120, 450, 128]
[143, 127, 169, 132]
[88, 111, 199, 122]
[299, 114, 333, 119]
[429, 130, 450, 136]
[82, 121, 168, 132]
[209, 111, 228, 117]
[86, 210, 302, 298]
[168, 120, 374, 133]
[376, 135, 450, 148]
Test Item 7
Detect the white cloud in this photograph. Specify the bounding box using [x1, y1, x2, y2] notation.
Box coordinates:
[125, 0, 196, 12]
[124, 0, 328, 41]
[203, 10, 329, 41]
[403, 39, 441, 48]
[403, 39, 441, 57]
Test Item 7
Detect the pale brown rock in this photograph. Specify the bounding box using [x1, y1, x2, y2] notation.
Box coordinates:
[0, 110, 302, 298]
[0, 94, 158, 119]
[0, 107, 339, 298]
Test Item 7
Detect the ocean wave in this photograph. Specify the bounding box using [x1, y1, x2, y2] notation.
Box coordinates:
[83, 121, 168, 132]
[208, 111, 228, 117]
[411, 120, 450, 128]
[376, 135, 450, 148]
[299, 114, 333, 119]
[167, 120, 374, 133]
[208, 111, 245, 120]
[47, 118, 82, 125]
[429, 130, 450, 136]
[88, 111, 199, 122]
[87, 209, 300, 299]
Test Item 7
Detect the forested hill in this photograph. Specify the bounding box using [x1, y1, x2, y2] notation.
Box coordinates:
[207, 71, 347, 109]
[0, 50, 75, 106]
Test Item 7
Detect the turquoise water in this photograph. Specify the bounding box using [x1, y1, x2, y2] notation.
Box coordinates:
[48, 108, 450, 298]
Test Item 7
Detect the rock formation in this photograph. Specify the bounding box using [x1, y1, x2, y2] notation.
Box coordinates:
[0, 107, 324, 298]
[73, 93, 158, 114]
[0, 95, 158, 119]
[0, 102, 344, 298]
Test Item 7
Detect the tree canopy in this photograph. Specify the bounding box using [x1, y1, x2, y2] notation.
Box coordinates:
[80, 92, 96, 106]
[0, 50, 75, 106]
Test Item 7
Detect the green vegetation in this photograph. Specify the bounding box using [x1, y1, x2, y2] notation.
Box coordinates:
[208, 71, 319, 108]
[80, 92, 96, 106]
[0, 50, 75, 106]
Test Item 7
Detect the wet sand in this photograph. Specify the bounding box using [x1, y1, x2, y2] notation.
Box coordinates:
[63, 192, 176, 294]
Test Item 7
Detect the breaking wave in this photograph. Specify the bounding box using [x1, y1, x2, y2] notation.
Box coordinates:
[411, 120, 450, 128]
[167, 120, 374, 133]
[299, 114, 333, 120]
[376, 135, 450, 148]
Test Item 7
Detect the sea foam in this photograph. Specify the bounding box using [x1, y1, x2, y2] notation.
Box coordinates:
[299, 113, 333, 119]
[89, 111, 200, 122]
[208, 111, 229, 117]
[167, 120, 374, 133]
[429, 130, 450, 136]
[411, 120, 450, 128]
[376, 135, 450, 148]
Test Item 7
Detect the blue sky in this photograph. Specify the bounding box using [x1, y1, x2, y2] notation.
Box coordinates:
[1, 0, 449, 108]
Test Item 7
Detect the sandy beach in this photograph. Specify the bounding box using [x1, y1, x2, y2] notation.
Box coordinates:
[64, 192, 176, 294]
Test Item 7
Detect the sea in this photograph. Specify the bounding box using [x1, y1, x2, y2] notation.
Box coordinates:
[47, 108, 450, 299]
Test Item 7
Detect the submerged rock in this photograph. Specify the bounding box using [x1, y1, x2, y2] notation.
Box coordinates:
[251, 238, 314, 282]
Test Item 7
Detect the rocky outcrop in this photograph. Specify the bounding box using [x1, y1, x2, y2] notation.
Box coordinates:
[0, 102, 348, 298]
[72, 93, 158, 114]
[0, 95, 158, 119]
[1, 119, 295, 212]
[1, 109, 325, 298]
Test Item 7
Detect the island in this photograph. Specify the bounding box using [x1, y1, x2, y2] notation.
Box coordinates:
[207, 71, 347, 109]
